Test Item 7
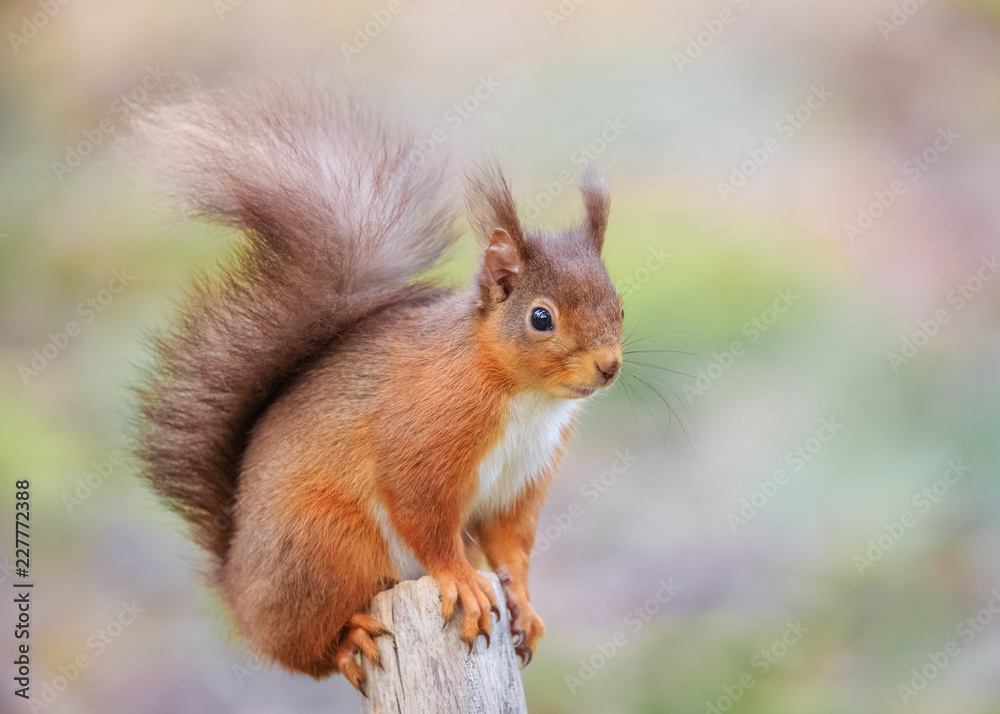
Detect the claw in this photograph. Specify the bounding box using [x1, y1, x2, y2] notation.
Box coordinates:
[491, 603, 501, 621]
[517, 648, 532, 668]
[337, 612, 390, 693]
[511, 629, 525, 648]
[467, 639, 474, 655]
[482, 631, 491, 649]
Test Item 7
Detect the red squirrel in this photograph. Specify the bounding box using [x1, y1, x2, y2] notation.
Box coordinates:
[130, 79, 623, 693]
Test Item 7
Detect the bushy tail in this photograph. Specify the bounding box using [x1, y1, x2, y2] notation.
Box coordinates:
[127, 78, 459, 564]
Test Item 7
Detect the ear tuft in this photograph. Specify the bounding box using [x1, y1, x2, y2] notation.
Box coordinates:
[580, 165, 610, 252]
[466, 161, 524, 248]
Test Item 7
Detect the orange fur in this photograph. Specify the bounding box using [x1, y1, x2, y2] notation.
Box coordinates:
[135, 82, 623, 692]
[212, 168, 622, 688]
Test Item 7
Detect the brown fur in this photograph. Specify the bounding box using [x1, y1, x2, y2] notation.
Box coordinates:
[128, 79, 460, 563]
[132, 78, 623, 689]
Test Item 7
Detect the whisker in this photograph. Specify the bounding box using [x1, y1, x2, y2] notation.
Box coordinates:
[625, 360, 704, 382]
[624, 360, 746, 397]
[622, 373, 668, 438]
[622, 328, 721, 346]
[622, 313, 643, 347]
[655, 377, 705, 450]
[630, 372, 698, 452]
[623, 348, 712, 366]
[617, 373, 641, 428]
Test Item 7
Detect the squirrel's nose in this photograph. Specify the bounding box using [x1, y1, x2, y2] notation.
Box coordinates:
[594, 355, 621, 383]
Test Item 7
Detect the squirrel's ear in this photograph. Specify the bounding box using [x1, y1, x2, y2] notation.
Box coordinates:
[580, 165, 610, 253]
[467, 162, 526, 303]
[483, 228, 522, 301]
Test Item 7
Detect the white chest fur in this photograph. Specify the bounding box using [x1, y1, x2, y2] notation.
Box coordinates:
[471, 391, 579, 518]
[375, 391, 579, 581]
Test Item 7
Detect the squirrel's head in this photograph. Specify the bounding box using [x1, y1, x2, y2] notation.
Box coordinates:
[468, 164, 623, 400]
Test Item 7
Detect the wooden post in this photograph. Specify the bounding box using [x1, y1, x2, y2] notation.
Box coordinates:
[362, 573, 528, 714]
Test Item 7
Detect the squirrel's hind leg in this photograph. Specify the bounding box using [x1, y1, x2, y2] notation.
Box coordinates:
[333, 612, 392, 695]
[220, 476, 396, 684]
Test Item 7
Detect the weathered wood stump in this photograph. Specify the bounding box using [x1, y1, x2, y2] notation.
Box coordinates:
[362, 573, 528, 714]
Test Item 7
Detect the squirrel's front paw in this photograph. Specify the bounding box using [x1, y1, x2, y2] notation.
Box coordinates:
[498, 567, 545, 667]
[433, 566, 500, 652]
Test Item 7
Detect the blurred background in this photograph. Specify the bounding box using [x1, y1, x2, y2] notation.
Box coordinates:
[2, 0, 1000, 712]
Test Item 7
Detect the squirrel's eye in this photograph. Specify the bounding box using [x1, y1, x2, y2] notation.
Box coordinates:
[530, 307, 554, 332]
